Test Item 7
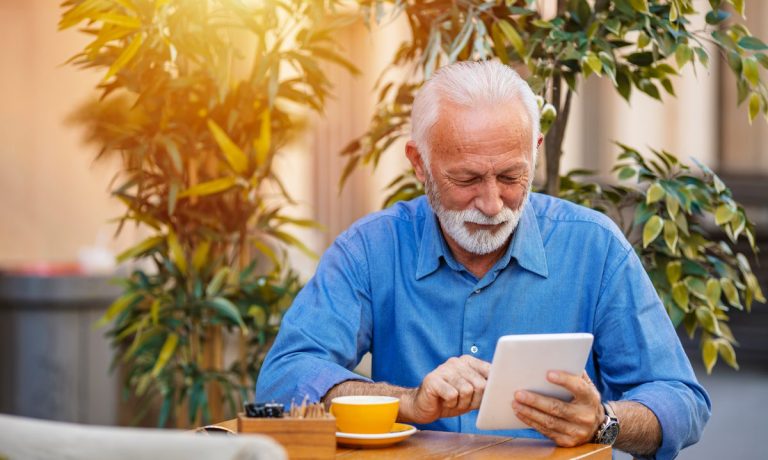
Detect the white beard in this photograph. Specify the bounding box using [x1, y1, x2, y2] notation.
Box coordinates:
[424, 173, 526, 255]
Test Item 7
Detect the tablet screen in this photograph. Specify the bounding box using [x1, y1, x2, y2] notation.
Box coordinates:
[475, 333, 594, 430]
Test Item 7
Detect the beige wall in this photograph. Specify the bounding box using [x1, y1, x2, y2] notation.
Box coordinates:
[0, 0, 135, 266]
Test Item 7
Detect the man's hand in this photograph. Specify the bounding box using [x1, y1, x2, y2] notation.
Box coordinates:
[401, 355, 490, 425]
[511, 371, 603, 447]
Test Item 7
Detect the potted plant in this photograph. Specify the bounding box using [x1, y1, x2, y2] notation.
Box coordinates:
[60, 0, 356, 426]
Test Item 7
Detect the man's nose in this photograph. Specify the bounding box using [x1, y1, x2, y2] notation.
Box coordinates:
[475, 180, 504, 217]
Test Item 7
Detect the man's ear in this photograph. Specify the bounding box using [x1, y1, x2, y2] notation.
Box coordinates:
[405, 141, 427, 183]
[537, 134, 544, 148]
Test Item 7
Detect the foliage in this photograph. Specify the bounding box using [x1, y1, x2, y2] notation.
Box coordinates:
[343, 0, 766, 371]
[61, 0, 355, 426]
[560, 145, 765, 373]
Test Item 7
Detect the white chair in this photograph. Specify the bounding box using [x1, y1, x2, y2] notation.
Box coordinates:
[0, 413, 286, 460]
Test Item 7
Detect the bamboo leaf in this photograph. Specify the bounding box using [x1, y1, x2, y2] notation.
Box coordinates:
[206, 267, 230, 297]
[150, 333, 178, 377]
[95, 292, 141, 328]
[498, 20, 525, 58]
[642, 216, 664, 248]
[207, 119, 248, 174]
[255, 111, 271, 167]
[116, 235, 164, 263]
[167, 230, 187, 275]
[192, 240, 211, 273]
[150, 298, 161, 325]
[271, 229, 318, 260]
[103, 32, 143, 81]
[98, 12, 141, 29]
[205, 297, 247, 331]
[178, 177, 238, 198]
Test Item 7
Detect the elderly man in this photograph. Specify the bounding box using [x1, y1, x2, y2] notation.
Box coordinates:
[256, 61, 710, 458]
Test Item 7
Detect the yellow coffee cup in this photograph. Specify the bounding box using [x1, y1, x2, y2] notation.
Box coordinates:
[330, 395, 399, 434]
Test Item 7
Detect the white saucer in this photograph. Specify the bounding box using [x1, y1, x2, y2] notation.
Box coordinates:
[335, 423, 417, 447]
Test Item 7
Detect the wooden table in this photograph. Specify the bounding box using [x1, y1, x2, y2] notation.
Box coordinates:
[217, 419, 611, 459]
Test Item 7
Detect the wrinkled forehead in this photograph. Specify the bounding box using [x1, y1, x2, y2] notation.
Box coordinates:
[429, 98, 534, 159]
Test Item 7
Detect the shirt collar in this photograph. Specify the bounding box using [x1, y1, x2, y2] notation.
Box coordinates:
[415, 197, 549, 280]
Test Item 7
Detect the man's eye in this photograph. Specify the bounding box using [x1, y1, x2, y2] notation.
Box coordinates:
[499, 175, 520, 184]
[454, 177, 479, 185]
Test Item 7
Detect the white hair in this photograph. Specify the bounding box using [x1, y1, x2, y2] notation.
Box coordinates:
[411, 60, 540, 171]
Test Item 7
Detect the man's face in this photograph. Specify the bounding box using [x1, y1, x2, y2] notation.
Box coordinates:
[414, 101, 534, 255]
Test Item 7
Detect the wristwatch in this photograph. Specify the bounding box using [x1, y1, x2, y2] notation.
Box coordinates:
[593, 402, 620, 445]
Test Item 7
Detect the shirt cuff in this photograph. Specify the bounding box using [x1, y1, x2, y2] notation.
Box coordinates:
[296, 365, 372, 403]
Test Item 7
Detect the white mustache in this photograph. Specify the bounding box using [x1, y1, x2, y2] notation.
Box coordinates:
[455, 208, 515, 226]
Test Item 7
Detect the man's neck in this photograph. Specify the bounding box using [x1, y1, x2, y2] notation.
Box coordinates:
[441, 228, 511, 279]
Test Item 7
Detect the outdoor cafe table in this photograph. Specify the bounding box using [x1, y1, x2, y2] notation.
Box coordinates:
[217, 418, 612, 459]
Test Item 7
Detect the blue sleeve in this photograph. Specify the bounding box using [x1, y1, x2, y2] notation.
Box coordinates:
[255, 231, 373, 404]
[593, 245, 711, 459]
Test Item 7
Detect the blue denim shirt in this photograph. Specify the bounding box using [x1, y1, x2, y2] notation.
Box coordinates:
[256, 194, 710, 459]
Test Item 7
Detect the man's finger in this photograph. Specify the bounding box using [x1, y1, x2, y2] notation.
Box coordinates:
[515, 390, 574, 420]
[464, 355, 492, 378]
[547, 371, 594, 399]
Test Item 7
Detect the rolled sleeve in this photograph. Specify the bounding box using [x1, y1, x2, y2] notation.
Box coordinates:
[255, 232, 373, 404]
[594, 245, 711, 459]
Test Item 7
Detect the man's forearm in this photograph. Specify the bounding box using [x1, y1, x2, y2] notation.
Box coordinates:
[612, 401, 662, 456]
[321, 380, 419, 423]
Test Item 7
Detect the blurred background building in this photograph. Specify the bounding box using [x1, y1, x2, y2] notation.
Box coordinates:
[1, 1, 766, 458]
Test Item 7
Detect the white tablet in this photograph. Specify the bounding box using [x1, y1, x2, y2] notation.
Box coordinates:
[475, 333, 594, 430]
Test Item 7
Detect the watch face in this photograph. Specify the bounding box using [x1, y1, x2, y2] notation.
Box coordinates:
[598, 422, 620, 444]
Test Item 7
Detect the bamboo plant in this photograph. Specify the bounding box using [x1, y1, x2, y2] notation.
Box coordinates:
[343, 0, 766, 372]
[61, 0, 356, 426]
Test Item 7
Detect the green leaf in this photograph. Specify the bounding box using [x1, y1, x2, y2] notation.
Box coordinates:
[739, 36, 768, 50]
[702, 338, 718, 374]
[715, 204, 736, 225]
[706, 278, 722, 308]
[205, 297, 247, 331]
[672, 282, 689, 311]
[663, 219, 679, 253]
[642, 215, 664, 248]
[498, 20, 525, 58]
[720, 277, 741, 309]
[207, 119, 248, 174]
[584, 52, 602, 75]
[685, 277, 708, 300]
[646, 182, 665, 204]
[675, 44, 693, 69]
[103, 32, 143, 81]
[743, 56, 760, 86]
[629, 0, 649, 13]
[178, 177, 238, 198]
[150, 333, 178, 377]
[618, 166, 636, 180]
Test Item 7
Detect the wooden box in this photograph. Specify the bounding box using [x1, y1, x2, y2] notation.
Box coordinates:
[237, 413, 336, 459]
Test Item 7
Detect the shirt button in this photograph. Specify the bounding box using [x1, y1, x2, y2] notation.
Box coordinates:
[474, 289, 481, 294]
[470, 345, 479, 354]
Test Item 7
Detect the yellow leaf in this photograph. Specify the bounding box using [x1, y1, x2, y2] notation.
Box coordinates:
[192, 240, 211, 272]
[584, 52, 602, 75]
[498, 20, 525, 58]
[666, 261, 682, 284]
[150, 298, 161, 325]
[714, 204, 736, 225]
[207, 119, 248, 174]
[706, 278, 722, 308]
[663, 219, 678, 253]
[59, 0, 110, 30]
[151, 333, 179, 377]
[178, 177, 238, 198]
[743, 56, 760, 86]
[116, 235, 165, 263]
[95, 292, 141, 328]
[720, 277, 741, 308]
[748, 92, 761, 124]
[255, 111, 271, 167]
[167, 230, 187, 275]
[672, 282, 689, 311]
[98, 12, 141, 28]
[646, 182, 665, 204]
[702, 338, 718, 374]
[642, 215, 664, 248]
[717, 340, 739, 370]
[103, 32, 143, 81]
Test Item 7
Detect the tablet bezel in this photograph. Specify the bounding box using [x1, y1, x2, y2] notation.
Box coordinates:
[475, 333, 594, 431]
